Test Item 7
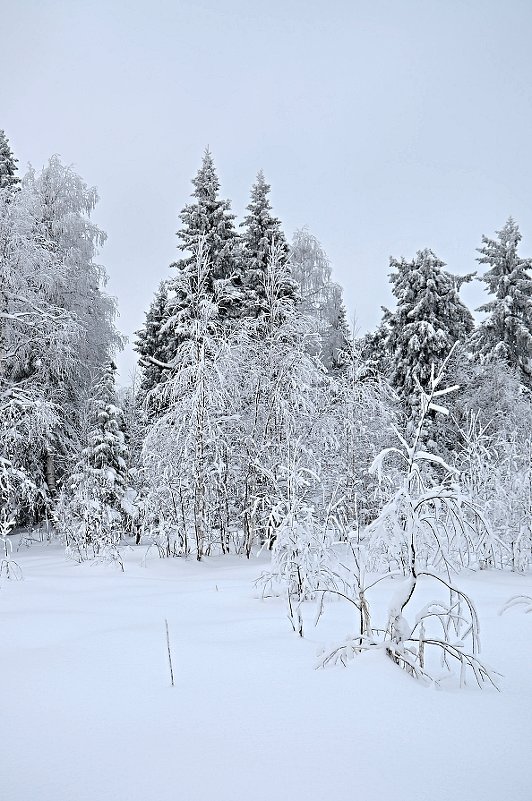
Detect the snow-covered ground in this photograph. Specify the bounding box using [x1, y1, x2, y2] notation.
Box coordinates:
[1, 541, 531, 801]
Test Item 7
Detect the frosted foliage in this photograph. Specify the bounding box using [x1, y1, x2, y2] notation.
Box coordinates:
[232, 247, 333, 555]
[0, 157, 120, 518]
[385, 249, 473, 407]
[290, 227, 332, 294]
[135, 280, 173, 406]
[57, 365, 129, 563]
[139, 243, 333, 563]
[240, 171, 296, 316]
[29, 157, 122, 375]
[0, 181, 72, 383]
[457, 417, 532, 573]
[163, 151, 248, 363]
[473, 217, 532, 385]
[0, 129, 20, 190]
[141, 243, 239, 559]
[318, 356, 499, 688]
[324, 348, 399, 530]
[176, 148, 238, 284]
[290, 229, 350, 371]
[0, 389, 59, 521]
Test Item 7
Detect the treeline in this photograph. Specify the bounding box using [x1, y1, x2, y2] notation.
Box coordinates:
[2, 132, 532, 579]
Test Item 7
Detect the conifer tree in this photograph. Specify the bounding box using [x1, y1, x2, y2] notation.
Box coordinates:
[240, 171, 296, 315]
[60, 364, 129, 559]
[162, 150, 244, 357]
[384, 249, 474, 409]
[358, 313, 393, 378]
[173, 148, 242, 320]
[135, 280, 172, 406]
[86, 363, 129, 500]
[177, 149, 237, 275]
[472, 217, 532, 386]
[0, 130, 20, 191]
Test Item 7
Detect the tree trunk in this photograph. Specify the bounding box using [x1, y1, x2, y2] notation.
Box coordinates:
[44, 450, 57, 496]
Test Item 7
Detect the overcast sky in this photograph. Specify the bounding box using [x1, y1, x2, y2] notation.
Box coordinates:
[2, 0, 532, 380]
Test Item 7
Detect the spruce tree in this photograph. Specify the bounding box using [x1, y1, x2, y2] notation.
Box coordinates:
[135, 280, 173, 405]
[240, 170, 296, 315]
[79, 363, 129, 506]
[61, 364, 129, 558]
[384, 249, 474, 408]
[0, 130, 20, 191]
[165, 150, 244, 346]
[176, 149, 242, 315]
[358, 312, 394, 378]
[472, 217, 532, 386]
[177, 149, 237, 275]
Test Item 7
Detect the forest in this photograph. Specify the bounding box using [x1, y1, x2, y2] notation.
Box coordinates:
[1, 127, 532, 695]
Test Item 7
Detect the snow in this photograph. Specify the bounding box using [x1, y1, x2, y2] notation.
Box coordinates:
[1, 542, 531, 801]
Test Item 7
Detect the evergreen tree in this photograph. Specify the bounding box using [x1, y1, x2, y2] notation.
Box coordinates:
[85, 363, 129, 502]
[135, 280, 173, 406]
[358, 312, 393, 378]
[162, 150, 244, 355]
[60, 364, 129, 560]
[472, 217, 532, 386]
[384, 249, 474, 409]
[173, 148, 242, 321]
[240, 170, 296, 315]
[177, 149, 237, 276]
[0, 130, 20, 191]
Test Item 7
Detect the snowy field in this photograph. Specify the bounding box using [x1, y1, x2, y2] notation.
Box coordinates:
[1, 540, 531, 801]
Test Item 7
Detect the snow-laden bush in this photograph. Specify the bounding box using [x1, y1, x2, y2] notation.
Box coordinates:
[456, 417, 532, 572]
[317, 355, 499, 688]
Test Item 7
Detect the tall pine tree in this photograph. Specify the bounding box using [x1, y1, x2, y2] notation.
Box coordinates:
[172, 148, 243, 323]
[135, 280, 173, 406]
[60, 363, 129, 559]
[0, 130, 20, 191]
[384, 249, 474, 408]
[472, 217, 532, 386]
[240, 170, 296, 316]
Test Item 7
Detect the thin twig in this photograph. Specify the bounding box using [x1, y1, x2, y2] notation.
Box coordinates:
[165, 618, 175, 687]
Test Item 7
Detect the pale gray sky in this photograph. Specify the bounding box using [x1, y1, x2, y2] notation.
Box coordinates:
[2, 0, 532, 380]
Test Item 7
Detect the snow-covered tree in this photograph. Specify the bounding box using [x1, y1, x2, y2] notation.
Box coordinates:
[326, 344, 399, 529]
[27, 157, 122, 487]
[318, 357, 498, 688]
[233, 242, 330, 556]
[141, 240, 240, 559]
[0, 130, 20, 191]
[58, 364, 129, 562]
[171, 148, 243, 326]
[290, 228, 351, 371]
[240, 170, 297, 316]
[135, 280, 173, 409]
[472, 217, 532, 386]
[0, 156, 121, 521]
[384, 249, 473, 411]
[358, 311, 394, 378]
[177, 149, 237, 275]
[0, 175, 75, 514]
